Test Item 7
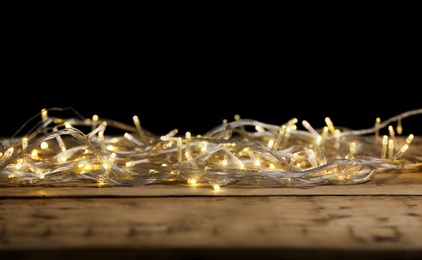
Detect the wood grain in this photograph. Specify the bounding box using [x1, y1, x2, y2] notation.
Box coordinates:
[1, 196, 422, 258]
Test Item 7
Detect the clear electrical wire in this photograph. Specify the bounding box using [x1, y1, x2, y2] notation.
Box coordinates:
[0, 107, 421, 190]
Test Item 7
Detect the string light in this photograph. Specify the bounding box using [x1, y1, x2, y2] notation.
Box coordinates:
[0, 107, 421, 190]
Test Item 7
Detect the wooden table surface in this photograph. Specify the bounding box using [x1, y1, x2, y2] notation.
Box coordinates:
[1, 138, 422, 260]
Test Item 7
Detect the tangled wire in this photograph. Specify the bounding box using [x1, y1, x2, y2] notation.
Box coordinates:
[1, 107, 421, 190]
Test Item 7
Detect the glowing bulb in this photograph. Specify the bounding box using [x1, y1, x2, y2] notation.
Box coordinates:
[106, 145, 116, 151]
[109, 153, 116, 162]
[381, 135, 388, 159]
[177, 137, 183, 163]
[406, 134, 414, 145]
[388, 139, 394, 159]
[40, 142, 49, 150]
[22, 137, 28, 150]
[102, 152, 116, 172]
[288, 153, 297, 171]
[255, 125, 265, 132]
[102, 162, 111, 170]
[287, 118, 298, 127]
[58, 156, 67, 163]
[0, 148, 14, 163]
[393, 144, 409, 159]
[41, 108, 48, 120]
[302, 120, 320, 137]
[375, 117, 381, 140]
[325, 117, 335, 134]
[346, 142, 356, 160]
[396, 117, 403, 135]
[124, 132, 144, 146]
[185, 151, 200, 169]
[126, 161, 135, 167]
[185, 131, 191, 155]
[393, 134, 414, 159]
[273, 125, 287, 150]
[334, 129, 341, 149]
[132, 115, 144, 138]
[307, 149, 317, 168]
[168, 129, 178, 137]
[267, 139, 274, 149]
[388, 125, 396, 147]
[31, 150, 38, 159]
[315, 135, 322, 146]
[188, 178, 197, 185]
[322, 126, 329, 137]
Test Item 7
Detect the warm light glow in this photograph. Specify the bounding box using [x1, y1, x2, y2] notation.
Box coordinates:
[22, 137, 28, 150]
[40, 142, 49, 150]
[177, 137, 183, 163]
[212, 183, 221, 191]
[0, 107, 421, 190]
[322, 126, 329, 137]
[273, 125, 287, 150]
[187, 178, 197, 185]
[106, 145, 115, 151]
[58, 156, 67, 163]
[388, 139, 394, 159]
[406, 134, 415, 145]
[0, 148, 14, 163]
[324, 117, 335, 134]
[132, 115, 144, 137]
[307, 149, 317, 168]
[397, 117, 403, 135]
[124, 132, 144, 146]
[347, 142, 356, 160]
[375, 117, 381, 140]
[381, 135, 388, 159]
[302, 120, 320, 138]
[41, 108, 48, 120]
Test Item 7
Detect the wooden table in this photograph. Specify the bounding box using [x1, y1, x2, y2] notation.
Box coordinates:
[1, 141, 422, 260]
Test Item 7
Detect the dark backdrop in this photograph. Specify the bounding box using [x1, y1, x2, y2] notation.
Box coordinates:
[3, 62, 421, 138]
[2, 25, 421, 138]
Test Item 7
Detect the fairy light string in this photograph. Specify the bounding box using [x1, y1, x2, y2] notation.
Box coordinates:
[0, 107, 421, 190]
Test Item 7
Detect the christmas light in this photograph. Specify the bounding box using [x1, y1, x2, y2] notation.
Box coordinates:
[0, 107, 421, 190]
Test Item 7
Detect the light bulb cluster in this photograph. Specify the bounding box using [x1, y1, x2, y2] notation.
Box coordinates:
[1, 107, 421, 190]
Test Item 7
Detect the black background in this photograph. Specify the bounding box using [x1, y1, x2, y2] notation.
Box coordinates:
[2, 20, 421, 138]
